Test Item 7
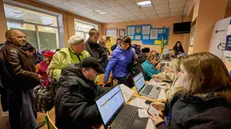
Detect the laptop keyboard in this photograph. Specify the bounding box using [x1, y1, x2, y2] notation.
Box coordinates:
[142, 85, 153, 95]
[114, 105, 137, 129]
[149, 87, 161, 99]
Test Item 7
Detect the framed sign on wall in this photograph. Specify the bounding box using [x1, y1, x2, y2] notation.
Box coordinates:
[105, 28, 118, 39]
[119, 29, 125, 37]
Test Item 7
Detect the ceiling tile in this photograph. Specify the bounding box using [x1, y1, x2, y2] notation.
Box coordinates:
[61, 1, 79, 9]
[152, 0, 168, 5]
[36, 0, 66, 5]
[69, 0, 89, 6]
[141, 7, 155, 12]
[103, 8, 116, 13]
[103, 0, 121, 7]
[156, 9, 169, 14]
[113, 6, 128, 11]
[169, 0, 186, 3]
[55, 3, 71, 10]
[117, 0, 136, 5]
[124, 4, 140, 10]
[94, 1, 109, 9]
[169, 2, 185, 8]
[159, 13, 170, 17]
[133, 11, 146, 16]
[154, 5, 169, 11]
[84, 5, 99, 11]
[73, 7, 91, 13]
[170, 8, 184, 13]
[170, 12, 183, 16]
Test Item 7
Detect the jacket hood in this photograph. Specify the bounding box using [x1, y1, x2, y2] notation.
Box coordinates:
[182, 90, 231, 105]
[59, 63, 96, 90]
[61, 63, 81, 77]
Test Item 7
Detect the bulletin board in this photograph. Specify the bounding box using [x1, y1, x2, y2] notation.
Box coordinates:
[126, 24, 169, 45]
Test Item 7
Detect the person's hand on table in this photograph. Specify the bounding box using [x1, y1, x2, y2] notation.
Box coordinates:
[149, 114, 164, 126]
[152, 102, 165, 111]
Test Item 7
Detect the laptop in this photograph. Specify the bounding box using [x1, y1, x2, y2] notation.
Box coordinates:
[95, 85, 148, 129]
[133, 73, 161, 99]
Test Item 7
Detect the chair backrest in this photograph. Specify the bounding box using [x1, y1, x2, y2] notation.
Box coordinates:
[46, 108, 57, 129]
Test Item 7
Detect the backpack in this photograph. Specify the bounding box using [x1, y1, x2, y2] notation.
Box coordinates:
[34, 75, 57, 112]
[132, 44, 141, 55]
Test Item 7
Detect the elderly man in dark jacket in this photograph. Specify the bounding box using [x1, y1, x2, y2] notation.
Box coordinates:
[55, 57, 106, 129]
[0, 30, 41, 129]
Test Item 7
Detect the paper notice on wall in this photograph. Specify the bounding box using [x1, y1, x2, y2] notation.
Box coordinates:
[128, 35, 134, 39]
[150, 29, 158, 39]
[135, 35, 141, 40]
[128, 27, 135, 35]
[142, 35, 149, 40]
[142, 26, 151, 35]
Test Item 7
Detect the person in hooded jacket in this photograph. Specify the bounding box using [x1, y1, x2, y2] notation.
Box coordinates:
[55, 57, 107, 129]
[149, 52, 231, 129]
[85, 28, 107, 68]
[104, 36, 135, 88]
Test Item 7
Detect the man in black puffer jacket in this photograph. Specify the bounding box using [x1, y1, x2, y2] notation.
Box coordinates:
[55, 57, 107, 129]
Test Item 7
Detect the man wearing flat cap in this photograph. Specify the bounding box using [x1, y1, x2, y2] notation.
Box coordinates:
[55, 57, 106, 129]
[47, 35, 90, 80]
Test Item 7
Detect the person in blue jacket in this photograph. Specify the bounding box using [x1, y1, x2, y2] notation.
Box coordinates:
[141, 54, 161, 80]
[104, 37, 135, 87]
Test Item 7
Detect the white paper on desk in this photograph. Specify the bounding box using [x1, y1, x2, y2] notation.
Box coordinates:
[157, 89, 166, 100]
[129, 98, 149, 109]
[119, 84, 135, 102]
[138, 109, 148, 118]
[146, 119, 155, 129]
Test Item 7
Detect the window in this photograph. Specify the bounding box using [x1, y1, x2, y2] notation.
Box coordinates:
[74, 19, 98, 41]
[4, 4, 61, 51]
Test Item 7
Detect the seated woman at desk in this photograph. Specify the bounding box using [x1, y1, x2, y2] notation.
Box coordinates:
[153, 57, 183, 101]
[149, 52, 231, 129]
[141, 54, 161, 81]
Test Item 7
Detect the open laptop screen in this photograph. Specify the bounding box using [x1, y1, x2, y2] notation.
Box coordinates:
[133, 73, 146, 92]
[95, 85, 124, 126]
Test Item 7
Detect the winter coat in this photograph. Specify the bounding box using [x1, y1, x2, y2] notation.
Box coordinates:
[0, 41, 40, 90]
[85, 39, 108, 68]
[37, 61, 49, 76]
[141, 60, 161, 80]
[137, 52, 147, 64]
[46, 48, 90, 80]
[157, 91, 231, 129]
[55, 63, 106, 129]
[104, 45, 134, 82]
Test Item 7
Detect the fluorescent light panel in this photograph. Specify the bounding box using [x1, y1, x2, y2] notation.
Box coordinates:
[136, 1, 152, 8]
[94, 9, 107, 15]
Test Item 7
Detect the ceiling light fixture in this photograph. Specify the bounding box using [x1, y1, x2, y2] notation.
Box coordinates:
[94, 9, 107, 15]
[136, 0, 152, 8]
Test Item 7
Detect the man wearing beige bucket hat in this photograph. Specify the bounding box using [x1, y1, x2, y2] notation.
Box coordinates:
[47, 35, 90, 80]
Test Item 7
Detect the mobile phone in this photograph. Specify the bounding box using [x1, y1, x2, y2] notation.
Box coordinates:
[145, 100, 152, 105]
[148, 105, 159, 116]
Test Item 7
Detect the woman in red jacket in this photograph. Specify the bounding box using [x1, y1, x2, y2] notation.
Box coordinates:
[37, 50, 54, 77]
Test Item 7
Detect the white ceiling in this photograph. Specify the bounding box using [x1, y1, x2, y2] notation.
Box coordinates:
[34, 0, 194, 23]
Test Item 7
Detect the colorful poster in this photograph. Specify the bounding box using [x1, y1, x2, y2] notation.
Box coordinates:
[135, 26, 142, 35]
[128, 27, 135, 35]
[150, 29, 158, 39]
[143, 35, 149, 40]
[142, 26, 150, 35]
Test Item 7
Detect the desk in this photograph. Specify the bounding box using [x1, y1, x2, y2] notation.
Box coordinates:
[97, 84, 165, 129]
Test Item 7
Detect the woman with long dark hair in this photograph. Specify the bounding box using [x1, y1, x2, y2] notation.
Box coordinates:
[172, 41, 184, 55]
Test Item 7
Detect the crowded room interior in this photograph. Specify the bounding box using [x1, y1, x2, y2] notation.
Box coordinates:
[1, 0, 231, 129]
